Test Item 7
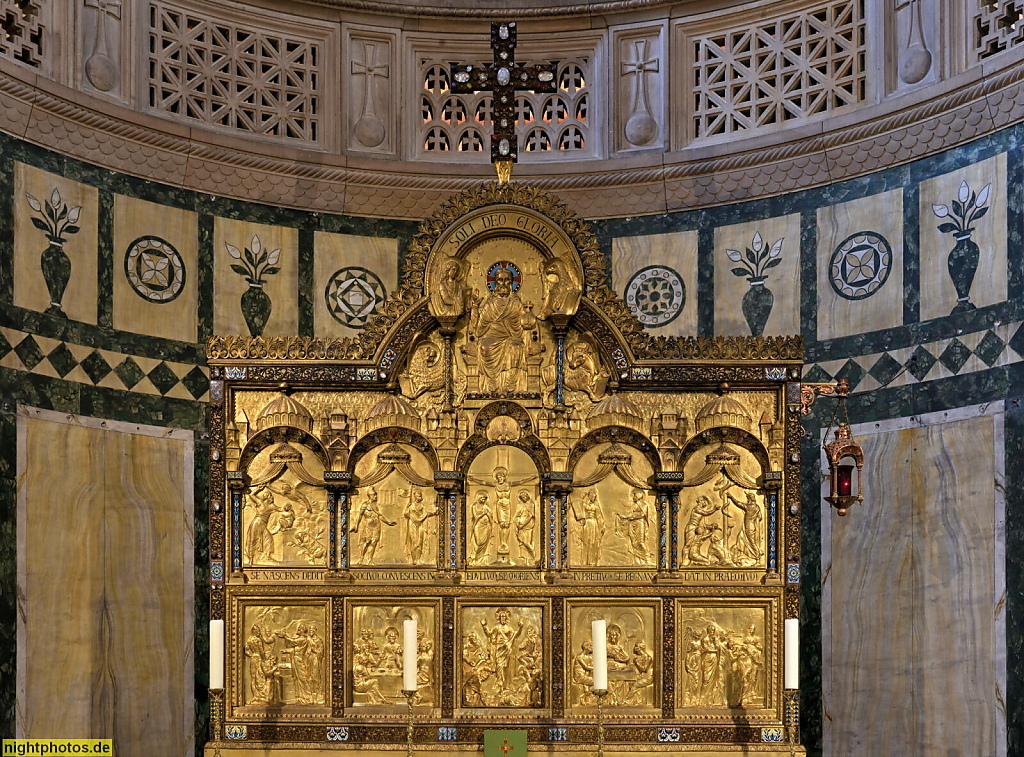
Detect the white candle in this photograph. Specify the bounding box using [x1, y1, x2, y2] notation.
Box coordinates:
[591, 619, 608, 691]
[210, 619, 225, 690]
[403, 619, 418, 692]
[784, 618, 799, 689]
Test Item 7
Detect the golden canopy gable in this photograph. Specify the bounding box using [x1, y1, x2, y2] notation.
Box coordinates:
[206, 182, 805, 755]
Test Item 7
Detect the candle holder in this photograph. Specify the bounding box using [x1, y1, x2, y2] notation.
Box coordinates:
[592, 688, 609, 757]
[209, 688, 224, 742]
[402, 689, 417, 757]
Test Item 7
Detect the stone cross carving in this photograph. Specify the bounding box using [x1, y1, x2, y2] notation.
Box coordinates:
[450, 22, 557, 175]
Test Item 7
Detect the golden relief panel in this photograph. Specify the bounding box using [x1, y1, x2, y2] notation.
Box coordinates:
[677, 605, 770, 713]
[350, 604, 436, 708]
[466, 446, 541, 568]
[241, 445, 328, 568]
[460, 604, 546, 710]
[679, 443, 767, 570]
[568, 443, 656, 568]
[567, 603, 658, 713]
[239, 604, 328, 710]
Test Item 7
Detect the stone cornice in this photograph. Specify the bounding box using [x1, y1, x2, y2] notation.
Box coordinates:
[1, 46, 1023, 221]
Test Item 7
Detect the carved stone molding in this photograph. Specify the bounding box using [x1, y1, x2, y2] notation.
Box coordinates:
[1, 42, 1023, 220]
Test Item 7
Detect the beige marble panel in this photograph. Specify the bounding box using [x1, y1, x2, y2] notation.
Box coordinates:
[919, 153, 1007, 321]
[313, 231, 398, 336]
[611, 230, 697, 337]
[824, 411, 998, 757]
[214, 218, 298, 337]
[13, 164, 99, 323]
[713, 214, 800, 336]
[17, 409, 193, 756]
[113, 195, 198, 342]
[817, 190, 904, 340]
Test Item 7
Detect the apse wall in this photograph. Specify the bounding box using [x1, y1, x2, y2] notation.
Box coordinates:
[0, 124, 1021, 757]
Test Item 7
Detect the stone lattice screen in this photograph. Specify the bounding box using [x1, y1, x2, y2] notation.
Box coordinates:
[974, 0, 1024, 60]
[690, 0, 867, 138]
[0, 0, 44, 68]
[146, 0, 323, 144]
[418, 57, 591, 160]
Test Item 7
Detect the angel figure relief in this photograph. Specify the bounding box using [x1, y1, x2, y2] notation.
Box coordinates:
[428, 255, 473, 320]
[537, 256, 582, 318]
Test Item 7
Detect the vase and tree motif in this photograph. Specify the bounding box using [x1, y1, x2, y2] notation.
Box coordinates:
[226, 234, 282, 336]
[726, 232, 784, 336]
[26, 189, 83, 317]
[932, 179, 991, 314]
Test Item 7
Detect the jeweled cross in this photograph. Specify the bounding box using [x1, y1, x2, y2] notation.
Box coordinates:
[450, 22, 557, 176]
[500, 739, 515, 756]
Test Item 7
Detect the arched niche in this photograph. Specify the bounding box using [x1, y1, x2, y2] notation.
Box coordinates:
[463, 445, 543, 569]
[348, 441, 438, 568]
[239, 438, 329, 569]
[677, 428, 772, 571]
[566, 440, 657, 569]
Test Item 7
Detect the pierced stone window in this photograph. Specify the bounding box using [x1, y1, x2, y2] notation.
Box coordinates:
[691, 0, 866, 139]
[974, 0, 1024, 60]
[146, 1, 322, 144]
[418, 56, 592, 160]
[0, 0, 45, 68]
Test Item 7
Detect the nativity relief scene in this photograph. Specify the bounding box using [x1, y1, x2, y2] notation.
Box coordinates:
[206, 185, 804, 754]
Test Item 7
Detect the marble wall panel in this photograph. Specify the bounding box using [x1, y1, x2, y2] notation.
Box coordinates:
[214, 219, 298, 337]
[822, 405, 1004, 757]
[113, 195, 198, 342]
[313, 231, 398, 335]
[16, 407, 194, 756]
[816, 190, 904, 340]
[611, 230, 697, 337]
[713, 214, 801, 337]
[13, 164, 99, 323]
[918, 153, 1007, 322]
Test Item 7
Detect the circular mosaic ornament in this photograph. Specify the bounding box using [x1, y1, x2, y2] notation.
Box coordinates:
[486, 260, 522, 292]
[624, 265, 685, 327]
[124, 235, 186, 303]
[829, 231, 893, 301]
[325, 266, 387, 328]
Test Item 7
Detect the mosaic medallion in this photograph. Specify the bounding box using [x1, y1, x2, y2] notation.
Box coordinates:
[486, 260, 522, 292]
[124, 235, 186, 303]
[829, 231, 892, 301]
[325, 266, 387, 328]
[624, 265, 685, 326]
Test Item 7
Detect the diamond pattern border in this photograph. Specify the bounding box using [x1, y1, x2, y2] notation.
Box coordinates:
[807, 321, 1024, 391]
[0, 326, 209, 401]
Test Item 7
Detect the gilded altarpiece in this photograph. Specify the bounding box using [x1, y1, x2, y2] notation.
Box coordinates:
[205, 185, 805, 754]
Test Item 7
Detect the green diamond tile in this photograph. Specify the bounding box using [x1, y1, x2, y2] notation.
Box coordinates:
[802, 365, 833, 383]
[974, 331, 1005, 367]
[147, 361, 181, 395]
[868, 352, 903, 387]
[905, 345, 936, 381]
[181, 366, 209, 399]
[46, 343, 78, 378]
[834, 359, 866, 392]
[14, 335, 44, 370]
[114, 357, 146, 389]
[1007, 323, 1024, 358]
[938, 338, 971, 374]
[80, 350, 113, 384]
